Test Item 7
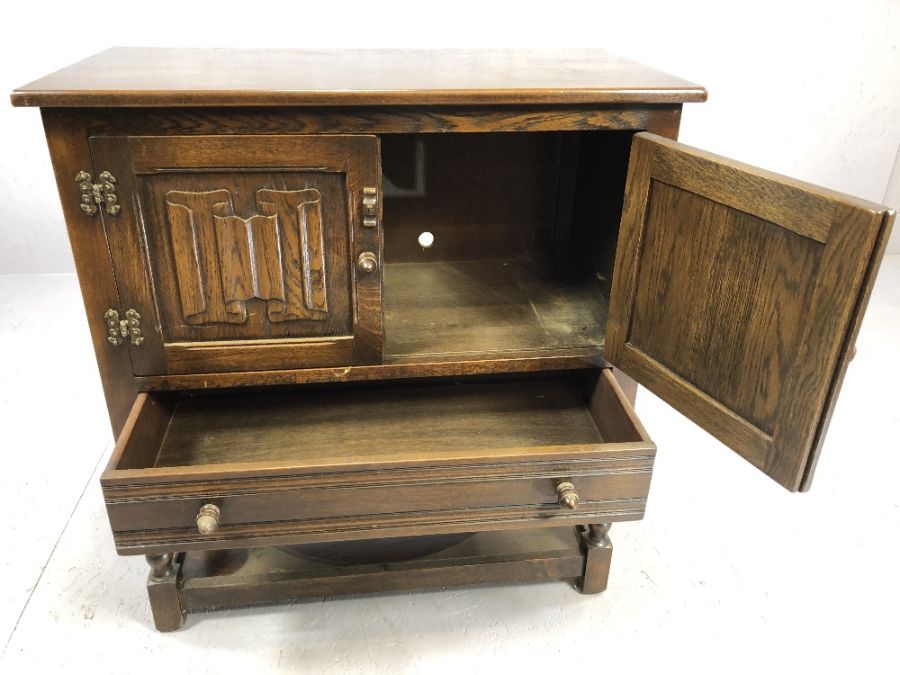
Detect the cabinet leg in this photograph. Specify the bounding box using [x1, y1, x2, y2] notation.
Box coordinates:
[145, 553, 185, 632]
[578, 524, 613, 594]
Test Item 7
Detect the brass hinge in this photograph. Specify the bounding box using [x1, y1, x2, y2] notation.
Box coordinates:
[76, 170, 121, 216]
[361, 187, 378, 228]
[104, 308, 144, 346]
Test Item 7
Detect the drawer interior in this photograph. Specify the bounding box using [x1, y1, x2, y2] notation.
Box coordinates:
[156, 378, 602, 468]
[111, 369, 649, 474]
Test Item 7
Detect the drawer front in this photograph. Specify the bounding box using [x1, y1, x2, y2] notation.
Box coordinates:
[104, 454, 654, 554]
[89, 134, 383, 376]
[101, 370, 655, 555]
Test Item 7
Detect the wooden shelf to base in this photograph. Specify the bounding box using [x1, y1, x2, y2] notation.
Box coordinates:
[384, 260, 606, 359]
[145, 525, 613, 631]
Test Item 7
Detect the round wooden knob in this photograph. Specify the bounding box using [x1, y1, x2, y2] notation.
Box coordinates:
[556, 481, 579, 510]
[196, 504, 221, 535]
[357, 251, 378, 274]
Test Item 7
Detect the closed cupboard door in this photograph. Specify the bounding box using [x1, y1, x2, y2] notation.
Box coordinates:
[607, 132, 893, 491]
[89, 134, 382, 375]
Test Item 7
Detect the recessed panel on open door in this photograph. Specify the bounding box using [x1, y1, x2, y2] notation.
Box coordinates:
[606, 132, 893, 491]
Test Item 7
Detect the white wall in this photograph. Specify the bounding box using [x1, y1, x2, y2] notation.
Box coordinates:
[1, 0, 898, 274]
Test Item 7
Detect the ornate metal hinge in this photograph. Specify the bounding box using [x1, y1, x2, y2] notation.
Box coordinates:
[76, 170, 121, 216]
[104, 308, 144, 346]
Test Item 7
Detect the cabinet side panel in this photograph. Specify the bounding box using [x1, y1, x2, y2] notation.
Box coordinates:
[41, 108, 138, 437]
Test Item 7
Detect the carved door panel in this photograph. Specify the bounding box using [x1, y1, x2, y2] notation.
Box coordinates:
[607, 132, 893, 492]
[89, 135, 382, 375]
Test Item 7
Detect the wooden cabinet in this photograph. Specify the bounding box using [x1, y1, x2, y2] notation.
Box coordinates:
[12, 48, 893, 632]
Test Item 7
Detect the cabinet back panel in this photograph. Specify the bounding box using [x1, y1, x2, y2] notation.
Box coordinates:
[382, 133, 559, 262]
[382, 131, 633, 280]
[379, 130, 631, 360]
[568, 131, 635, 286]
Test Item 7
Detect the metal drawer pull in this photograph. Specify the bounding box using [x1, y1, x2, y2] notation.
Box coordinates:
[555, 481, 579, 510]
[196, 504, 221, 535]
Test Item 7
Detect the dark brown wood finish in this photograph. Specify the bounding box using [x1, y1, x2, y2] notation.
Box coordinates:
[40, 109, 138, 436]
[101, 370, 655, 555]
[32, 102, 681, 400]
[145, 553, 185, 631]
[606, 132, 894, 491]
[579, 523, 613, 594]
[148, 528, 588, 631]
[611, 368, 639, 407]
[17, 49, 892, 630]
[11, 48, 707, 108]
[383, 260, 606, 358]
[153, 378, 607, 467]
[89, 134, 383, 375]
[61, 105, 686, 137]
[382, 133, 559, 262]
[135, 351, 605, 391]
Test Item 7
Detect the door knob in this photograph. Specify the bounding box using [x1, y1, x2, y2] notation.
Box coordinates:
[357, 251, 378, 274]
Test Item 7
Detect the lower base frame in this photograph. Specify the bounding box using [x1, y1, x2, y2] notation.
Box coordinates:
[143, 523, 613, 632]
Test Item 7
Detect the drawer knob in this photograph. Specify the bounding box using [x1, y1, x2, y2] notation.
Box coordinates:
[357, 251, 378, 274]
[556, 481, 579, 510]
[196, 504, 221, 535]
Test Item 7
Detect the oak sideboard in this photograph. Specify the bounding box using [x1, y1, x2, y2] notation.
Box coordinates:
[11, 48, 894, 631]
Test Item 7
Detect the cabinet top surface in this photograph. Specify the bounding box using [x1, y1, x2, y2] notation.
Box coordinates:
[11, 47, 707, 108]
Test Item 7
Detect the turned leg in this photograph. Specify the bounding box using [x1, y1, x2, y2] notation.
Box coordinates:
[578, 523, 613, 594]
[145, 553, 185, 632]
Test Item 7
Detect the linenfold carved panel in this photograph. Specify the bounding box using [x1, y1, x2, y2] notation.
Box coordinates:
[164, 188, 328, 325]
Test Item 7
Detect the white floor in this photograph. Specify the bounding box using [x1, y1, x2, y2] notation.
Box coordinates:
[1, 259, 898, 675]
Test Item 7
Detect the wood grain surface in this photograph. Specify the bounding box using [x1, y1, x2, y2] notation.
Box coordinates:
[39, 110, 139, 435]
[101, 370, 655, 554]
[606, 132, 893, 491]
[162, 528, 587, 631]
[61, 105, 686, 137]
[28, 106, 680, 406]
[154, 377, 604, 467]
[12, 48, 707, 107]
[382, 133, 558, 263]
[89, 134, 383, 375]
[383, 260, 606, 358]
[135, 351, 605, 391]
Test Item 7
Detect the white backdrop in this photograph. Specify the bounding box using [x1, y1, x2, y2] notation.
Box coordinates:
[1, 0, 898, 274]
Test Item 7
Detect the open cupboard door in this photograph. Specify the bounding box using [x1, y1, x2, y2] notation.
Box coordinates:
[606, 132, 893, 491]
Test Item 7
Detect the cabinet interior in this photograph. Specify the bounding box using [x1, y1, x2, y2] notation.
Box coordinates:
[380, 130, 634, 360]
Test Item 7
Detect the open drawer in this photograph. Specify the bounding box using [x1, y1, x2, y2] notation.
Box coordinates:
[102, 369, 655, 555]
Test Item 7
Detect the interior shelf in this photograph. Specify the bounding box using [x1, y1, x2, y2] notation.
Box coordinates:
[383, 260, 606, 359]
